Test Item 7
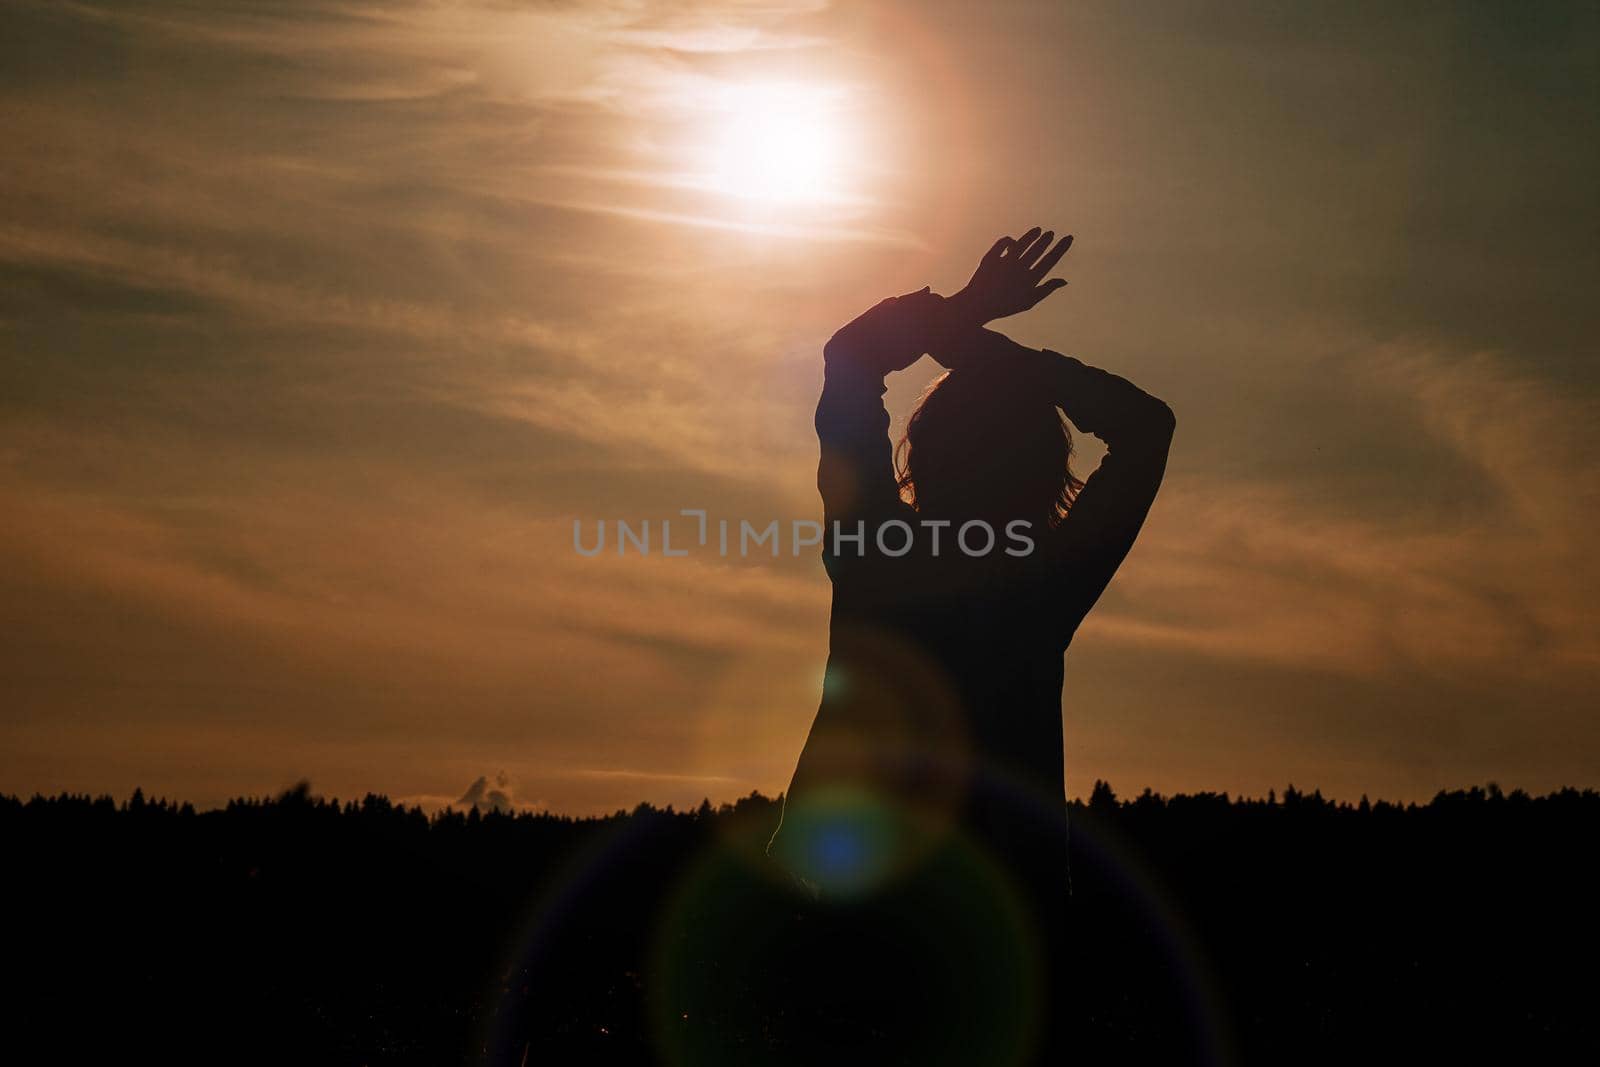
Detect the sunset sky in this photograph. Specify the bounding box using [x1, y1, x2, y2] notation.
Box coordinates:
[2, 0, 1596, 813]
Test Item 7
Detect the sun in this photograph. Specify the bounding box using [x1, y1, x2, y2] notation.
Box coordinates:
[704, 83, 850, 205]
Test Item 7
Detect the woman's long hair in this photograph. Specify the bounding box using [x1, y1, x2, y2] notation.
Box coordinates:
[894, 369, 1085, 525]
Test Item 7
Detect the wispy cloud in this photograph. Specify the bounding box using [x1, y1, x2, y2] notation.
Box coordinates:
[1091, 344, 1600, 683]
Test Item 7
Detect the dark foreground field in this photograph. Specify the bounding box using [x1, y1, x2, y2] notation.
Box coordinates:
[3, 783, 1596, 1065]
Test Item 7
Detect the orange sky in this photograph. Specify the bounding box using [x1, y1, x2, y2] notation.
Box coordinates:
[2, 0, 1597, 813]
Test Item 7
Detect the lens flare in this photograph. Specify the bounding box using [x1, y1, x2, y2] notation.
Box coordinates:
[766, 784, 908, 896]
[650, 797, 1044, 1067]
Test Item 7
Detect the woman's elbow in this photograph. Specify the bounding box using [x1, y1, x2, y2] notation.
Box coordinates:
[1145, 397, 1176, 441]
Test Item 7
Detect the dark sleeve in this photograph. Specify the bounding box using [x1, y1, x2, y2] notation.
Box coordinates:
[1037, 347, 1174, 636]
[931, 326, 1174, 638]
[814, 344, 906, 534]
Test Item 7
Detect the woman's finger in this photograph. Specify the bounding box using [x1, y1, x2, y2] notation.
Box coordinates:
[1018, 230, 1054, 269]
[1032, 234, 1073, 278]
[1009, 226, 1042, 260]
[1028, 278, 1068, 307]
[983, 236, 1012, 265]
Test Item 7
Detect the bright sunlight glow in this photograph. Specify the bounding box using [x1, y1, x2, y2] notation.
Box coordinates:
[704, 84, 851, 205]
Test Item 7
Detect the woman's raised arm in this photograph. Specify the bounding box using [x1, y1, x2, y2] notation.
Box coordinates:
[814, 290, 940, 533]
[926, 222, 1174, 638]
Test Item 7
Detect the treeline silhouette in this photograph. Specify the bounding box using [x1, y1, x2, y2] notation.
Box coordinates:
[3, 782, 1596, 1064]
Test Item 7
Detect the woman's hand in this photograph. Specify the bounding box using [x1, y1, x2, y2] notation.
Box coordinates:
[944, 227, 1073, 329]
[825, 287, 945, 376]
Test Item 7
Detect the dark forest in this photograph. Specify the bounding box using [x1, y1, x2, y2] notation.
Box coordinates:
[4, 783, 1595, 1064]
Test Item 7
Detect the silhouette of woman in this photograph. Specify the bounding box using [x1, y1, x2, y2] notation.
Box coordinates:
[766, 227, 1175, 1062]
